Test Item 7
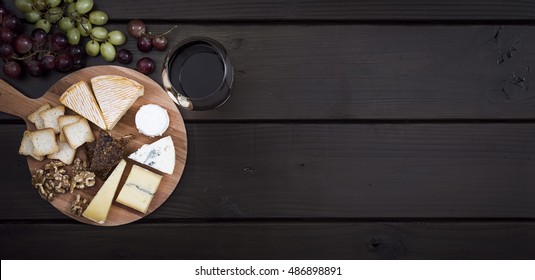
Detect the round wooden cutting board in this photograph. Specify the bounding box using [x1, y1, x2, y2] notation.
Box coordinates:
[0, 66, 187, 226]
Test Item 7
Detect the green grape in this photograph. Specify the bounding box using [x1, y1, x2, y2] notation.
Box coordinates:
[24, 11, 42, 23]
[47, 0, 62, 8]
[107, 30, 126, 46]
[76, 0, 94, 14]
[67, 27, 81, 45]
[35, 19, 52, 33]
[66, 3, 80, 19]
[85, 40, 100, 56]
[88, 11, 108, 25]
[100, 42, 116, 62]
[58, 17, 75, 32]
[15, 0, 33, 13]
[77, 18, 92, 37]
[90, 27, 108, 42]
[64, 0, 75, 3]
[33, 0, 48, 11]
[45, 7, 63, 23]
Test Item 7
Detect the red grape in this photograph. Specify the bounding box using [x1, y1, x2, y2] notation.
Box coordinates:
[127, 19, 146, 39]
[3, 60, 21, 79]
[31, 29, 47, 44]
[0, 5, 7, 22]
[0, 27, 14, 43]
[137, 35, 152, 52]
[13, 35, 32, 54]
[27, 60, 44, 77]
[54, 53, 73, 72]
[2, 14, 19, 30]
[152, 36, 168, 51]
[50, 32, 68, 51]
[0, 43, 14, 59]
[39, 53, 55, 70]
[67, 45, 84, 61]
[72, 61, 83, 70]
[136, 57, 155, 75]
[116, 48, 132, 64]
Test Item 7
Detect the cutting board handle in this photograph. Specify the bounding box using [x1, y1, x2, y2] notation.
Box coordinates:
[0, 79, 42, 122]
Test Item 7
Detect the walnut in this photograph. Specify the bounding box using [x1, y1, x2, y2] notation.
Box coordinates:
[31, 161, 70, 201]
[31, 159, 96, 201]
[72, 158, 87, 175]
[32, 169, 52, 201]
[72, 171, 96, 191]
[70, 158, 95, 193]
[44, 161, 65, 173]
[70, 194, 90, 216]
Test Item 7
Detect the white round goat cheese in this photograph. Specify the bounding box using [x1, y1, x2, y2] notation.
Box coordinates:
[135, 104, 170, 137]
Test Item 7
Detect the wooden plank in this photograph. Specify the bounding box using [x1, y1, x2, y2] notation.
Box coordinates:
[6, 0, 535, 21]
[3, 25, 535, 120]
[1, 222, 533, 259]
[1, 123, 534, 220]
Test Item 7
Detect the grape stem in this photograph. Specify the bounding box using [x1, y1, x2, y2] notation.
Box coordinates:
[10, 50, 59, 61]
[145, 25, 178, 38]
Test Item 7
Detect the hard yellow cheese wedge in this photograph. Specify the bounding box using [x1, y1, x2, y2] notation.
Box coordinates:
[116, 165, 162, 214]
[59, 81, 107, 130]
[82, 160, 127, 224]
[91, 75, 144, 131]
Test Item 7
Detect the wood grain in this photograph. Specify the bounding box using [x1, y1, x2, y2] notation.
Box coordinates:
[4, 0, 531, 21]
[0, 66, 187, 226]
[1, 123, 534, 220]
[3, 25, 535, 121]
[1, 222, 533, 259]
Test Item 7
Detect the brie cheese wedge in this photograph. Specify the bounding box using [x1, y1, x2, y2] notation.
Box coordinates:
[59, 81, 107, 130]
[91, 75, 144, 130]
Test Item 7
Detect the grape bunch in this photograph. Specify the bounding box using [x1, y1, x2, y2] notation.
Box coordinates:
[128, 19, 175, 52]
[14, 0, 126, 62]
[126, 19, 176, 74]
[0, 3, 86, 78]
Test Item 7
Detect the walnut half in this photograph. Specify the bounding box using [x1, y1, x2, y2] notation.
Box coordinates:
[70, 194, 90, 216]
[71, 171, 96, 192]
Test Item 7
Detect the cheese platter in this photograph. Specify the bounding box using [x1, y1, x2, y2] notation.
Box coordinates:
[0, 65, 187, 226]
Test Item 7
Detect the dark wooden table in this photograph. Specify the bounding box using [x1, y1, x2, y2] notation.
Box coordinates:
[1, 0, 534, 259]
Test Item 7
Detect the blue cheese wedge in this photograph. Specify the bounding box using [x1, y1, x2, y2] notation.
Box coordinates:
[116, 165, 163, 214]
[82, 160, 127, 224]
[128, 136, 175, 175]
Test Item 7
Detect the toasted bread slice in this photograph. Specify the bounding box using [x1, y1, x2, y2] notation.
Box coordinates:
[18, 130, 45, 161]
[30, 128, 59, 157]
[58, 115, 82, 141]
[39, 105, 65, 134]
[59, 81, 107, 130]
[48, 138, 77, 165]
[63, 118, 95, 149]
[28, 103, 51, 130]
[91, 75, 144, 130]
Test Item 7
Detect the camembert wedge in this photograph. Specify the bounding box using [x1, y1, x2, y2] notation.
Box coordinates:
[82, 160, 127, 224]
[128, 136, 175, 175]
[116, 165, 162, 214]
[59, 81, 107, 130]
[91, 75, 144, 130]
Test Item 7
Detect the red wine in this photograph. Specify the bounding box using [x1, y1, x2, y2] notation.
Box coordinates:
[164, 37, 233, 110]
[169, 44, 224, 99]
